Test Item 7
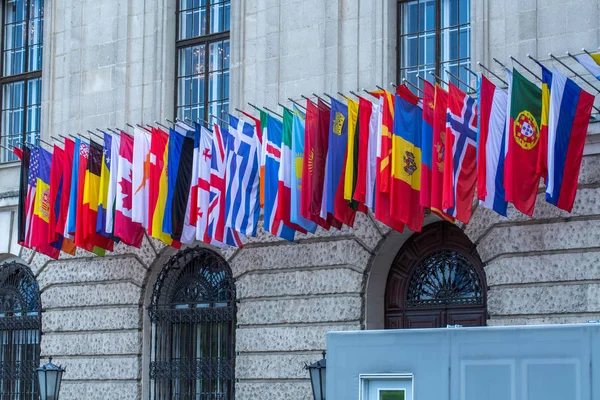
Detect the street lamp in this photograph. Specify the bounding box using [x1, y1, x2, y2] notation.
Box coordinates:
[36, 358, 65, 400]
[305, 351, 326, 400]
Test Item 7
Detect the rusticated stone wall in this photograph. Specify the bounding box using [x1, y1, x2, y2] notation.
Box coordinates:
[465, 153, 600, 325]
[13, 151, 600, 400]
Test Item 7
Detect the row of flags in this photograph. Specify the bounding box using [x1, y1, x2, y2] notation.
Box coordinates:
[15, 63, 597, 260]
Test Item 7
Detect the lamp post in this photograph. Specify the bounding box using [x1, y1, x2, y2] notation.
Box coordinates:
[36, 357, 65, 400]
[305, 351, 326, 400]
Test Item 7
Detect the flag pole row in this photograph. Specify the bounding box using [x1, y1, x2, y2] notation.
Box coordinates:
[10, 47, 600, 260]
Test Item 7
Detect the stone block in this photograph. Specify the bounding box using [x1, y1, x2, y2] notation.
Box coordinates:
[579, 155, 600, 185]
[42, 331, 142, 356]
[238, 295, 362, 325]
[230, 239, 371, 278]
[43, 307, 141, 332]
[54, 356, 140, 380]
[236, 352, 322, 379]
[467, 185, 600, 244]
[38, 256, 147, 289]
[109, 234, 158, 267]
[42, 282, 142, 309]
[236, 268, 363, 298]
[477, 219, 600, 263]
[236, 381, 312, 400]
[486, 252, 600, 287]
[518, 10, 537, 41]
[237, 323, 360, 352]
[59, 381, 139, 400]
[537, 5, 567, 38]
[488, 284, 600, 316]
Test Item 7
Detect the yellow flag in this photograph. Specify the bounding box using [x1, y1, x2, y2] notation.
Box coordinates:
[344, 99, 359, 200]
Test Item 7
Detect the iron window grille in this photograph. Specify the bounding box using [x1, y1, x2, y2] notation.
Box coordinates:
[0, 0, 44, 163]
[0, 261, 42, 399]
[175, 0, 230, 125]
[406, 250, 483, 308]
[148, 247, 236, 400]
[397, 0, 471, 92]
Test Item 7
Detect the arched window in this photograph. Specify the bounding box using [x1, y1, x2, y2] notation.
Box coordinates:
[0, 0, 44, 162]
[385, 221, 487, 329]
[148, 247, 236, 399]
[0, 261, 41, 399]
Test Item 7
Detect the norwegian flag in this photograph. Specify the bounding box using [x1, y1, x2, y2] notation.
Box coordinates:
[442, 83, 478, 224]
[208, 124, 243, 247]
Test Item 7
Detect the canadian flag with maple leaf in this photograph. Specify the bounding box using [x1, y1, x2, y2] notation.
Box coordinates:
[115, 133, 145, 248]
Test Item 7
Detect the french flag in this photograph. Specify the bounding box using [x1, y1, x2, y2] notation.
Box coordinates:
[477, 75, 509, 216]
[545, 68, 595, 212]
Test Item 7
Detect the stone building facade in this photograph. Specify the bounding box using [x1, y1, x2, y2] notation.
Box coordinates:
[0, 0, 598, 399]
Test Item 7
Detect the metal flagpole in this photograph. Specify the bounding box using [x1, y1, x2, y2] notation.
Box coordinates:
[210, 114, 229, 125]
[445, 69, 476, 92]
[312, 93, 330, 106]
[429, 72, 449, 87]
[402, 79, 424, 94]
[477, 62, 508, 86]
[278, 103, 292, 113]
[288, 98, 306, 110]
[561, 52, 600, 94]
[362, 88, 379, 99]
[509, 55, 540, 81]
[301, 94, 316, 105]
[263, 106, 283, 118]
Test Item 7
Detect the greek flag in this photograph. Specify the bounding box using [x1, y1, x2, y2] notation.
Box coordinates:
[225, 115, 261, 236]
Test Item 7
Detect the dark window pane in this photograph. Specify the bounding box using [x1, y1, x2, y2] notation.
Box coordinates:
[459, 0, 469, 24]
[420, 0, 436, 31]
[401, 1, 419, 35]
[459, 26, 470, 59]
[210, 1, 230, 34]
[442, 0, 459, 28]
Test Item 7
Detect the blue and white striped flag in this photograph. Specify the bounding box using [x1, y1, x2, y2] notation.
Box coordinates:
[225, 115, 261, 236]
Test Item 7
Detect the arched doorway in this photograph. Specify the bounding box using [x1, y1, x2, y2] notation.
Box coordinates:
[148, 247, 236, 399]
[385, 222, 487, 329]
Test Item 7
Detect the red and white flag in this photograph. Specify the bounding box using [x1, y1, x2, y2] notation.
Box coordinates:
[196, 126, 217, 244]
[132, 126, 151, 228]
[115, 134, 145, 248]
[209, 124, 243, 247]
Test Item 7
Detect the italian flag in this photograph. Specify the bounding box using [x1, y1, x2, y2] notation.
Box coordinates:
[277, 108, 308, 233]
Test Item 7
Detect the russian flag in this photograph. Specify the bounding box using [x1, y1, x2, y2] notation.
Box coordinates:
[545, 68, 595, 212]
[477, 75, 508, 216]
[420, 80, 435, 209]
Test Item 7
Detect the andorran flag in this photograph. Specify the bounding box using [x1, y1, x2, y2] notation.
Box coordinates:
[391, 93, 425, 232]
[504, 69, 543, 216]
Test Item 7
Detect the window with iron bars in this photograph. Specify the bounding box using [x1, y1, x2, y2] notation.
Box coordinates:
[148, 247, 236, 400]
[397, 0, 471, 93]
[0, 0, 43, 163]
[176, 0, 230, 126]
[0, 261, 42, 400]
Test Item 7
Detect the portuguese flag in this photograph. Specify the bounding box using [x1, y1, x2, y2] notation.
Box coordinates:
[505, 69, 543, 216]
